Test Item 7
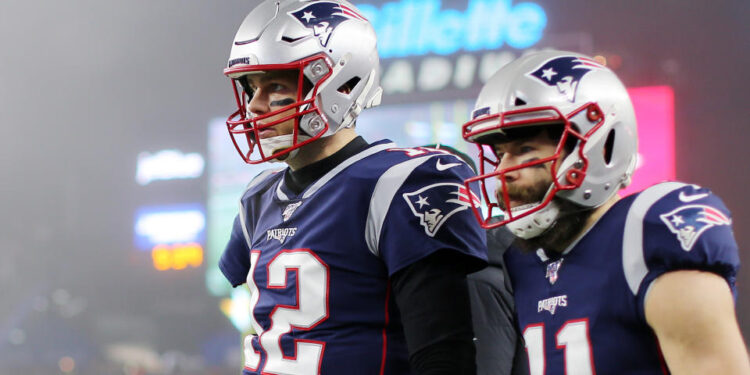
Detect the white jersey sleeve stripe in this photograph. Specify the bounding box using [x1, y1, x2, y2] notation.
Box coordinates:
[622, 182, 687, 295]
[238, 199, 253, 252]
[365, 154, 438, 256]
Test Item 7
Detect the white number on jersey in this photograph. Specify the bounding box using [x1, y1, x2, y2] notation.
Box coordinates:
[523, 319, 595, 375]
[244, 249, 329, 375]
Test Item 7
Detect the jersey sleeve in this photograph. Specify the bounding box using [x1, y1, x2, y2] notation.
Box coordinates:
[219, 214, 251, 287]
[372, 152, 488, 276]
[632, 183, 740, 318]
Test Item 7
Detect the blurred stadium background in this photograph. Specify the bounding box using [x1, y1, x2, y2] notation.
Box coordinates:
[1, 0, 748, 373]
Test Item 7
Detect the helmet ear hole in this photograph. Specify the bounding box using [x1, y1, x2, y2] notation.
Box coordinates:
[604, 129, 616, 165]
[514, 97, 527, 106]
[338, 76, 361, 94]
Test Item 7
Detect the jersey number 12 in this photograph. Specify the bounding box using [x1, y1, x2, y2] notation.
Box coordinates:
[245, 249, 329, 375]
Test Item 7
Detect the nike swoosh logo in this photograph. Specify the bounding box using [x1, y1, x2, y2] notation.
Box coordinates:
[436, 160, 462, 171]
[679, 191, 709, 202]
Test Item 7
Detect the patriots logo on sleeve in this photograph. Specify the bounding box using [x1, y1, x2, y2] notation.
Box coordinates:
[528, 56, 604, 102]
[403, 183, 480, 237]
[659, 204, 732, 251]
[290, 1, 367, 47]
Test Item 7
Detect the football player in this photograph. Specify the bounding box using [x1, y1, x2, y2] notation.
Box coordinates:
[218, 1, 487, 374]
[460, 50, 750, 374]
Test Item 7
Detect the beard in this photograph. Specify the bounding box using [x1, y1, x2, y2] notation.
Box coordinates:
[512, 198, 594, 254]
[495, 176, 594, 254]
[496, 177, 550, 212]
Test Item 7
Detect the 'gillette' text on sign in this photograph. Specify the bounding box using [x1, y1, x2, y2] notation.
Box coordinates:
[357, 0, 547, 58]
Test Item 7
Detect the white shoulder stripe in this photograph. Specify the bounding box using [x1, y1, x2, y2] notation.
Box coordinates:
[247, 168, 284, 192]
[365, 154, 438, 256]
[622, 182, 687, 295]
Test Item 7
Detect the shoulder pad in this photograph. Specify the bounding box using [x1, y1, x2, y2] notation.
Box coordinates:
[623, 182, 737, 295]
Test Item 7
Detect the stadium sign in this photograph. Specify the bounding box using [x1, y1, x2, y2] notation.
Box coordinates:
[357, 0, 547, 58]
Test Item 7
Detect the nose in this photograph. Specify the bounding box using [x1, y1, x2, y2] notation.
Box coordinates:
[247, 89, 269, 117]
[496, 155, 520, 183]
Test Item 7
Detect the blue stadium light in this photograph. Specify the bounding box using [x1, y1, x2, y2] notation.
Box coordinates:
[136, 149, 205, 186]
[134, 204, 206, 250]
[356, 0, 547, 58]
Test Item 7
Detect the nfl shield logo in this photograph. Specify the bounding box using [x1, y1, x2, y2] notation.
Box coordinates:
[546, 259, 563, 285]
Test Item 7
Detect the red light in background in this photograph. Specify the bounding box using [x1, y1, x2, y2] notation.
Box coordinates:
[621, 86, 675, 197]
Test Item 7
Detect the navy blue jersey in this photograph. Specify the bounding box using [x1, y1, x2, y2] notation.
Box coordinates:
[505, 182, 740, 375]
[220, 140, 487, 375]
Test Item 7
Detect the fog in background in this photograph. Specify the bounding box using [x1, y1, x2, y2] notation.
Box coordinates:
[1, 0, 749, 373]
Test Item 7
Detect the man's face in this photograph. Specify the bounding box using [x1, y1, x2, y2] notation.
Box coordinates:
[243, 69, 300, 139]
[493, 130, 561, 211]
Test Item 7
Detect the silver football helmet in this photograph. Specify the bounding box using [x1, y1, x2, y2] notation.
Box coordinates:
[461, 50, 638, 238]
[224, 0, 383, 163]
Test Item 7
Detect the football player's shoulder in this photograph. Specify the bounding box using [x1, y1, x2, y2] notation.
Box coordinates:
[390, 145, 476, 183]
[624, 181, 737, 278]
[242, 167, 285, 199]
[356, 141, 475, 183]
[635, 181, 732, 240]
[361, 143, 483, 256]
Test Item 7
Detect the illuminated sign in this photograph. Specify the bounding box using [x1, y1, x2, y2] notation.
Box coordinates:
[357, 0, 547, 58]
[620, 86, 675, 196]
[136, 149, 205, 185]
[134, 205, 206, 250]
[152, 243, 204, 271]
[380, 50, 518, 96]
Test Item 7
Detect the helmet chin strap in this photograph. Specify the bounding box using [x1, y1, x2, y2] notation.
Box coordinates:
[259, 133, 310, 163]
[505, 200, 561, 239]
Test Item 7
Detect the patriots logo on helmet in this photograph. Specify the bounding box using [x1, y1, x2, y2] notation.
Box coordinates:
[403, 183, 480, 237]
[659, 204, 732, 251]
[528, 56, 604, 102]
[290, 1, 367, 47]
